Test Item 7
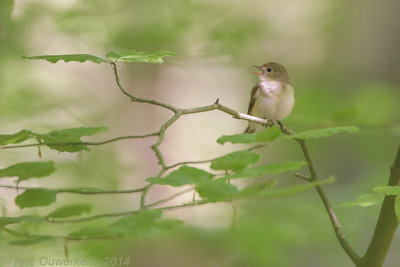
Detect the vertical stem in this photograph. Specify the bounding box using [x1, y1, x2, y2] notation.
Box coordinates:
[63, 238, 69, 259]
[140, 185, 151, 209]
[231, 204, 239, 229]
[358, 145, 400, 267]
[295, 137, 360, 264]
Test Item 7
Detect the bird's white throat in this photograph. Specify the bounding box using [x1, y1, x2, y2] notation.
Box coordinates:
[258, 80, 282, 97]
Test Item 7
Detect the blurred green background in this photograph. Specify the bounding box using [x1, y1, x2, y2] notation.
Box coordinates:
[1, 0, 399, 266]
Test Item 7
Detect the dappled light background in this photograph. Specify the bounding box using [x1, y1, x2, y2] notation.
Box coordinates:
[1, 0, 399, 266]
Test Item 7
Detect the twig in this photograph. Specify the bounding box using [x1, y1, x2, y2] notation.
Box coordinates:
[151, 113, 181, 168]
[140, 185, 151, 209]
[180, 99, 269, 125]
[293, 172, 311, 181]
[280, 125, 360, 265]
[0, 184, 146, 194]
[165, 144, 269, 170]
[231, 205, 239, 229]
[2, 226, 118, 241]
[144, 188, 193, 209]
[111, 62, 178, 112]
[47, 200, 212, 224]
[0, 133, 158, 150]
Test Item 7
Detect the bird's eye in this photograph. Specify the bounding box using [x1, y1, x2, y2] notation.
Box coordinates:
[266, 67, 273, 73]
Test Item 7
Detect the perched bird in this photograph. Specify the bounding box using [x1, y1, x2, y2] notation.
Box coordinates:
[244, 62, 295, 133]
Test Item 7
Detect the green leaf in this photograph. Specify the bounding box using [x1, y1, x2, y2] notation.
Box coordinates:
[210, 151, 259, 172]
[15, 189, 57, 209]
[339, 193, 384, 207]
[0, 130, 32, 145]
[0, 215, 44, 227]
[228, 161, 307, 179]
[154, 219, 183, 230]
[195, 180, 239, 201]
[69, 210, 164, 238]
[217, 133, 256, 145]
[22, 54, 110, 64]
[0, 217, 22, 227]
[0, 161, 56, 182]
[46, 203, 92, 219]
[331, 106, 358, 122]
[255, 177, 335, 198]
[216, 127, 281, 145]
[111, 209, 162, 236]
[281, 126, 359, 140]
[68, 225, 113, 238]
[146, 166, 213, 186]
[237, 180, 278, 198]
[9, 236, 56, 246]
[373, 185, 400, 195]
[106, 50, 175, 64]
[255, 127, 281, 142]
[33, 126, 108, 152]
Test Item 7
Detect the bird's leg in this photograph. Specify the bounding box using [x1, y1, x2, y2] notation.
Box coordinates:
[262, 119, 274, 128]
[277, 120, 284, 131]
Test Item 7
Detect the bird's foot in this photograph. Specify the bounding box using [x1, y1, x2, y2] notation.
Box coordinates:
[263, 120, 284, 131]
[262, 119, 274, 128]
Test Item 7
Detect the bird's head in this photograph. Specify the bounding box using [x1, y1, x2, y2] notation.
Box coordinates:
[252, 62, 290, 83]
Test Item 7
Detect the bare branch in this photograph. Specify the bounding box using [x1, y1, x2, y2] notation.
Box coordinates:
[111, 62, 178, 112]
[47, 200, 212, 224]
[293, 172, 311, 181]
[1, 226, 118, 242]
[358, 144, 400, 267]
[0, 184, 146, 194]
[281, 124, 360, 264]
[165, 144, 268, 170]
[144, 188, 193, 209]
[0, 133, 158, 150]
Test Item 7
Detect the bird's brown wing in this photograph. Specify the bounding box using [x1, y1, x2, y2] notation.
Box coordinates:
[247, 83, 259, 114]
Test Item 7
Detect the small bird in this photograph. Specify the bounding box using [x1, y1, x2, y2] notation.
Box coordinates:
[244, 62, 295, 133]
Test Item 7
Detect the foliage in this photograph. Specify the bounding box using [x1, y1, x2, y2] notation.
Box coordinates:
[147, 166, 213, 186]
[22, 50, 175, 65]
[0, 48, 397, 267]
[0, 161, 55, 182]
[15, 189, 57, 209]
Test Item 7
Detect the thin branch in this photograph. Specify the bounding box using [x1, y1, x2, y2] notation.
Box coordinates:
[144, 188, 193, 209]
[151, 112, 181, 168]
[180, 99, 269, 125]
[1, 226, 118, 242]
[47, 200, 212, 224]
[140, 185, 151, 209]
[140, 113, 182, 207]
[293, 172, 311, 181]
[281, 125, 360, 264]
[111, 62, 184, 208]
[358, 144, 400, 267]
[0, 133, 158, 150]
[111, 62, 178, 112]
[165, 159, 215, 170]
[231, 204, 239, 229]
[0, 100, 270, 153]
[0, 184, 146, 194]
[165, 144, 269, 170]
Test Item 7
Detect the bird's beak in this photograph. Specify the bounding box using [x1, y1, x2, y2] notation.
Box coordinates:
[251, 65, 263, 75]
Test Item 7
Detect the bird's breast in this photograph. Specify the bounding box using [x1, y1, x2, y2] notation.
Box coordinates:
[253, 83, 294, 120]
